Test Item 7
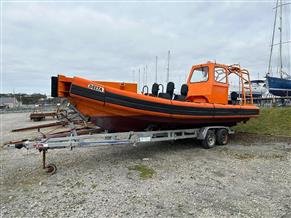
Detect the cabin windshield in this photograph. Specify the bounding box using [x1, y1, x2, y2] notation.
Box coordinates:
[214, 67, 227, 83]
[190, 67, 209, 83]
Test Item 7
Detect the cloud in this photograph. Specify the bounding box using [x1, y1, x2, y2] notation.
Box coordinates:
[2, 1, 285, 94]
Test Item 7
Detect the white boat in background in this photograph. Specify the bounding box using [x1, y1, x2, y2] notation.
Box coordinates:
[229, 79, 269, 99]
[245, 80, 269, 98]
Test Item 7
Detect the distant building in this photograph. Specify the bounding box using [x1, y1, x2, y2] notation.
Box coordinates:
[0, 97, 20, 109]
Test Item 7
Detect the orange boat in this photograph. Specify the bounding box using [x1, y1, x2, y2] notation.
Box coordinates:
[51, 62, 259, 132]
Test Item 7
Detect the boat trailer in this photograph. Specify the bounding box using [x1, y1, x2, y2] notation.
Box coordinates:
[6, 125, 234, 174]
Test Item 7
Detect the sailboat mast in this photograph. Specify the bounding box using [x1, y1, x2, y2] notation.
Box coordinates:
[166, 50, 170, 83]
[138, 68, 141, 90]
[145, 65, 148, 85]
[279, 0, 283, 78]
[155, 56, 158, 83]
[267, 0, 279, 76]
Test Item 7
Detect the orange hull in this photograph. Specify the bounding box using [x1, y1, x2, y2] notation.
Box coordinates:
[52, 75, 259, 132]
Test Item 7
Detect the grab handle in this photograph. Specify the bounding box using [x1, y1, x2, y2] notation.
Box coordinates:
[142, 85, 149, 95]
[158, 84, 164, 93]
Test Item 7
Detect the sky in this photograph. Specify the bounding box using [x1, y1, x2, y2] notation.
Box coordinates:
[1, 0, 291, 95]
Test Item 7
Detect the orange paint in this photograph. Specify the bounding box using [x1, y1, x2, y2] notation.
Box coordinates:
[54, 61, 259, 131]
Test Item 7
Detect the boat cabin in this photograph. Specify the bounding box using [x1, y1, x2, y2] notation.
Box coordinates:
[186, 62, 229, 104]
[142, 62, 253, 105]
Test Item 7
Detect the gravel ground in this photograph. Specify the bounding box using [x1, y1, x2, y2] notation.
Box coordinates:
[1, 113, 291, 217]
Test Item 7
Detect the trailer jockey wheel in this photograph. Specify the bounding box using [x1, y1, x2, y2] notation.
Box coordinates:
[202, 130, 216, 149]
[46, 163, 57, 175]
[216, 129, 229, 145]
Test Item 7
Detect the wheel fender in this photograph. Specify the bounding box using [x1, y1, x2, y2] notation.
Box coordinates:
[197, 126, 233, 140]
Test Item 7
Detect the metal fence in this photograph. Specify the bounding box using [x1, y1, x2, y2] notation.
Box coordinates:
[0, 104, 57, 114]
[253, 96, 291, 108]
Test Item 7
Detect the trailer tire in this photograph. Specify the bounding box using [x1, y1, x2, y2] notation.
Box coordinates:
[46, 163, 57, 175]
[202, 130, 216, 149]
[216, 129, 229, 145]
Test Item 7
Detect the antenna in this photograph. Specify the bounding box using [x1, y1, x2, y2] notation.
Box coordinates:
[166, 50, 170, 83]
[155, 56, 158, 83]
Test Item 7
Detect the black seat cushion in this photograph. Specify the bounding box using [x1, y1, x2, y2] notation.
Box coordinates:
[158, 82, 175, 100]
[158, 93, 172, 100]
[173, 95, 186, 101]
[230, 91, 239, 105]
[151, 83, 159, 96]
[166, 82, 175, 96]
[173, 84, 188, 101]
[231, 91, 238, 101]
[181, 84, 188, 96]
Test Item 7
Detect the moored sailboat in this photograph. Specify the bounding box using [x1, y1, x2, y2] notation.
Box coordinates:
[266, 0, 291, 96]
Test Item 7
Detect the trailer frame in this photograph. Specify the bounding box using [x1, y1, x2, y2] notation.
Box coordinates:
[8, 125, 234, 174]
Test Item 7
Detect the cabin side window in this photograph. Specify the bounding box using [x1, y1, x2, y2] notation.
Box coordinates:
[214, 67, 227, 83]
[190, 67, 209, 83]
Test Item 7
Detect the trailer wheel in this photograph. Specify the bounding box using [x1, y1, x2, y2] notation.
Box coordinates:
[46, 163, 57, 175]
[202, 130, 216, 149]
[216, 129, 229, 145]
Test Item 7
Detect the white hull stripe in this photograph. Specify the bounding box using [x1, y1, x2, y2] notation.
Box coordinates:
[269, 88, 291, 91]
